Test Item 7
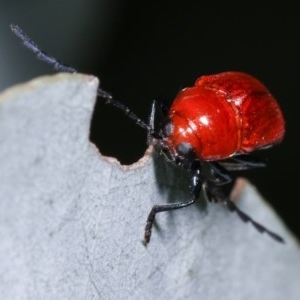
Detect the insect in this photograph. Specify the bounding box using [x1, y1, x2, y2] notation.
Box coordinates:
[10, 24, 285, 245]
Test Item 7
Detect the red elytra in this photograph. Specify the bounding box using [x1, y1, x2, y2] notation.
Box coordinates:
[166, 72, 285, 160]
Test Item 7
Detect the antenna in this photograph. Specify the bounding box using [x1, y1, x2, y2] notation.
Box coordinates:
[10, 24, 151, 131]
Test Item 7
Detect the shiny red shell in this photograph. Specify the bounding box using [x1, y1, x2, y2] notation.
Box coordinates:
[166, 72, 285, 161]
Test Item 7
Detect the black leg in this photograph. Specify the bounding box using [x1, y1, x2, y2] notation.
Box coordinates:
[147, 99, 170, 141]
[147, 100, 161, 142]
[142, 172, 202, 245]
[208, 162, 233, 185]
[142, 197, 197, 246]
[218, 154, 266, 171]
[204, 182, 284, 243]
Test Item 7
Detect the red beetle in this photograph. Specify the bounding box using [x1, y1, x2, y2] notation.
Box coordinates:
[166, 71, 285, 161]
[11, 25, 285, 245]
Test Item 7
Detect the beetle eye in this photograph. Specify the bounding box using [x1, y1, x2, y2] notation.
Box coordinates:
[164, 122, 173, 137]
[177, 142, 193, 156]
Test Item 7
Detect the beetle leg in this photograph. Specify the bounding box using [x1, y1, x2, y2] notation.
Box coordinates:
[218, 155, 267, 171]
[208, 162, 233, 185]
[142, 171, 201, 246]
[148, 99, 170, 142]
[204, 182, 284, 243]
[147, 100, 162, 142]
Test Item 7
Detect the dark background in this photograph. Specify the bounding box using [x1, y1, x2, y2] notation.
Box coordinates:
[1, 1, 299, 240]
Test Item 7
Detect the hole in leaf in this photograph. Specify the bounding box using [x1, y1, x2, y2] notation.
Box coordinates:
[89, 97, 148, 165]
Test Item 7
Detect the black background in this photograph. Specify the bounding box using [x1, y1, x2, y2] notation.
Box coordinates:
[1, 1, 299, 240]
[90, 2, 299, 240]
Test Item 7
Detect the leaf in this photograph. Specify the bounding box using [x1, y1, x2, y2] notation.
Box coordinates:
[0, 73, 299, 300]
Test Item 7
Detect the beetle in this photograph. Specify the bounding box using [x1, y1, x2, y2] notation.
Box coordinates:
[10, 25, 285, 245]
